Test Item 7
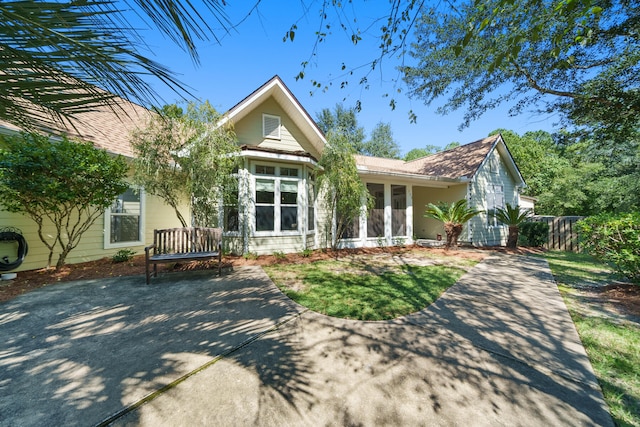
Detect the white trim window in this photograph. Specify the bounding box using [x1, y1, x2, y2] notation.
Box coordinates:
[105, 187, 145, 248]
[487, 184, 505, 227]
[253, 164, 300, 235]
[262, 114, 281, 140]
[307, 172, 316, 232]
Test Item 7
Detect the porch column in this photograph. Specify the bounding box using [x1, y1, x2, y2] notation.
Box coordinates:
[384, 183, 392, 245]
[407, 186, 414, 244]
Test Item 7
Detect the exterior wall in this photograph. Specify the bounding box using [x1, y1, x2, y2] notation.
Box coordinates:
[467, 148, 520, 246]
[0, 193, 187, 272]
[234, 98, 319, 157]
[412, 184, 468, 239]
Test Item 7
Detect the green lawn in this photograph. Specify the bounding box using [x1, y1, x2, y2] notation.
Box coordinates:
[544, 251, 640, 427]
[264, 258, 470, 321]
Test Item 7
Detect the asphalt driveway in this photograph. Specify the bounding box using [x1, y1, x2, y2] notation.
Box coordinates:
[0, 255, 613, 426]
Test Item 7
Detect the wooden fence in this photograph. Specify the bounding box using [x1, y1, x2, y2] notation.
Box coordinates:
[530, 216, 584, 252]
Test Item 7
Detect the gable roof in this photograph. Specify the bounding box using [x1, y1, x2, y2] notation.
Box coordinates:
[356, 134, 526, 187]
[221, 75, 327, 156]
[0, 97, 151, 158]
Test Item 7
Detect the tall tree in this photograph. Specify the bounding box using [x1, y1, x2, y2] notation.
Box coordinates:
[401, 0, 639, 137]
[0, 0, 231, 130]
[318, 130, 372, 249]
[132, 101, 239, 228]
[0, 133, 129, 269]
[362, 122, 401, 159]
[316, 104, 366, 153]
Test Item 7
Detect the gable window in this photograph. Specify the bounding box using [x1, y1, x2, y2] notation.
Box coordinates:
[487, 185, 505, 227]
[253, 164, 300, 234]
[263, 114, 281, 140]
[105, 187, 144, 248]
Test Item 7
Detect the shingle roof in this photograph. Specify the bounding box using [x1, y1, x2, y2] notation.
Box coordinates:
[356, 135, 499, 180]
[0, 98, 151, 158]
[405, 135, 499, 179]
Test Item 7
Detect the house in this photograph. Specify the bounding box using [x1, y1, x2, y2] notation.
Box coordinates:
[0, 75, 526, 272]
[0, 99, 187, 272]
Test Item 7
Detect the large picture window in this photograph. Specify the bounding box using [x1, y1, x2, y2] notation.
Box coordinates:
[105, 187, 144, 248]
[253, 164, 300, 234]
[307, 173, 315, 231]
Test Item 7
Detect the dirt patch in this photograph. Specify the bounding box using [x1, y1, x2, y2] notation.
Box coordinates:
[0, 245, 489, 303]
[571, 283, 640, 323]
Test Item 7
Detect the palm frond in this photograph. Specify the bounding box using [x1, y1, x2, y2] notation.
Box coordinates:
[495, 203, 531, 226]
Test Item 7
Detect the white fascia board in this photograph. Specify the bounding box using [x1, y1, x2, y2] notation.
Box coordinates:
[239, 149, 319, 167]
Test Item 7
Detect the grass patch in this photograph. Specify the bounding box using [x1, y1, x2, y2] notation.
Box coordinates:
[545, 251, 640, 427]
[543, 251, 622, 287]
[264, 259, 468, 321]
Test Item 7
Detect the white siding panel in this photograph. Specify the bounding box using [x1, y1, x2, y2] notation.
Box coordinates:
[468, 148, 519, 246]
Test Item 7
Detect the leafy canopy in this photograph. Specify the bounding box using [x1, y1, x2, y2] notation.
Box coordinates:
[401, 0, 639, 136]
[318, 130, 372, 249]
[132, 101, 239, 228]
[0, 133, 129, 268]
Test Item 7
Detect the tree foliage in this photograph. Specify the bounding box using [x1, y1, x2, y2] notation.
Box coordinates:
[0, 0, 232, 130]
[578, 213, 640, 283]
[498, 128, 640, 216]
[363, 122, 401, 159]
[316, 104, 367, 153]
[424, 200, 483, 249]
[0, 133, 129, 269]
[401, 0, 639, 136]
[131, 101, 239, 228]
[318, 131, 372, 249]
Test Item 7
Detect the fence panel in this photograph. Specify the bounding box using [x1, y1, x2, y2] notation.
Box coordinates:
[531, 216, 584, 252]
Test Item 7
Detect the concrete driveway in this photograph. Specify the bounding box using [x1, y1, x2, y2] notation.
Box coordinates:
[0, 255, 613, 426]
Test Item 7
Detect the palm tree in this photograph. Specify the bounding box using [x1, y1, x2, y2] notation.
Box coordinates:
[0, 0, 231, 130]
[424, 199, 483, 249]
[495, 203, 531, 249]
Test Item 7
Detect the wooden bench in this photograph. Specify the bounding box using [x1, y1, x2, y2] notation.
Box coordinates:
[145, 227, 222, 285]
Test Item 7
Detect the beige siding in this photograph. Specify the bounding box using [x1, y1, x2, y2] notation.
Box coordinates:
[248, 235, 306, 255]
[234, 98, 320, 157]
[412, 185, 468, 239]
[468, 148, 519, 246]
[0, 193, 187, 272]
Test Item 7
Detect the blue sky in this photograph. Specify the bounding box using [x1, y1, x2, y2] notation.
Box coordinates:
[142, 2, 559, 156]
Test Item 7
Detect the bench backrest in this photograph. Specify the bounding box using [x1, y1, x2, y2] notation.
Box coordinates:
[152, 227, 222, 255]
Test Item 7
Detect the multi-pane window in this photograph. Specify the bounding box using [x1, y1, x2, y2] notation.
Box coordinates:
[108, 187, 142, 245]
[487, 185, 505, 227]
[256, 179, 275, 231]
[280, 181, 298, 230]
[391, 185, 406, 236]
[253, 165, 300, 234]
[367, 183, 385, 238]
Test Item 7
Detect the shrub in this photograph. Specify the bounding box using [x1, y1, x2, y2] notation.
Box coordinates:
[273, 251, 287, 260]
[300, 249, 313, 258]
[112, 248, 135, 263]
[577, 213, 640, 283]
[518, 221, 549, 247]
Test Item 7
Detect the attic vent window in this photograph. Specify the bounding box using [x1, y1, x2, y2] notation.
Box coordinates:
[263, 114, 281, 139]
